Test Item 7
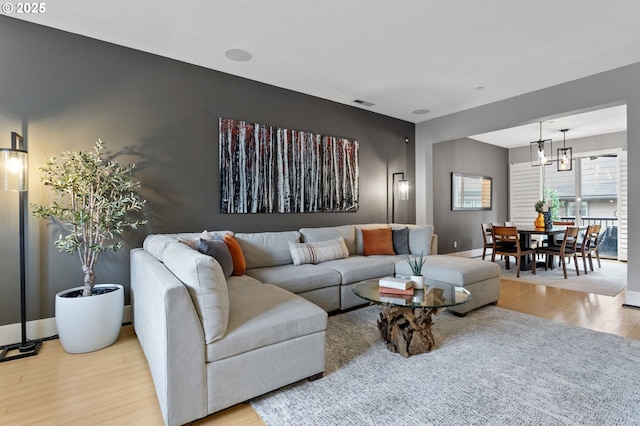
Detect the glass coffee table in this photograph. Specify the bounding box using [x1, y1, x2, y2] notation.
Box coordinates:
[352, 279, 471, 357]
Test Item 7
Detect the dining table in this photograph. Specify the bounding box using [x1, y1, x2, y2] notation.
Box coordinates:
[516, 225, 583, 270]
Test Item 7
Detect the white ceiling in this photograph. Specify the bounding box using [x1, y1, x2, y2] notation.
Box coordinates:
[10, 1, 640, 124]
[469, 104, 628, 148]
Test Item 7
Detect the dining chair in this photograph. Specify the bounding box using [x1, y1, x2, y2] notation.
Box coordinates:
[536, 226, 580, 279]
[580, 224, 602, 271]
[481, 223, 493, 260]
[491, 226, 536, 278]
[575, 225, 595, 274]
[544, 221, 576, 247]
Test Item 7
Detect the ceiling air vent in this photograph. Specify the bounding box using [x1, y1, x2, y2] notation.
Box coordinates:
[353, 99, 375, 107]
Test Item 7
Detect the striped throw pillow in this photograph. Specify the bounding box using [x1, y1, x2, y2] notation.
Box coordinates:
[288, 237, 350, 265]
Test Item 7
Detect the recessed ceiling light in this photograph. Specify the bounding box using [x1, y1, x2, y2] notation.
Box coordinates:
[412, 109, 430, 115]
[225, 48, 252, 62]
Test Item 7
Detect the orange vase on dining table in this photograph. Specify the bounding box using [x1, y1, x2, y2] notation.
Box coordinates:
[534, 212, 545, 228]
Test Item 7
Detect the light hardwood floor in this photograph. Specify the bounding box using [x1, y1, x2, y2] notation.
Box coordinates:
[2, 279, 639, 426]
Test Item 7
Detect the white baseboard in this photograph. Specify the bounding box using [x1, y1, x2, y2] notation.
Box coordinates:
[0, 305, 132, 347]
[624, 290, 640, 308]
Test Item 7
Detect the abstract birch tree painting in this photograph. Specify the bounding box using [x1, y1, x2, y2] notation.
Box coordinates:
[219, 118, 359, 213]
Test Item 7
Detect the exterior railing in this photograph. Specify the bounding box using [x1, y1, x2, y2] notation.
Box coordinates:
[559, 216, 618, 256]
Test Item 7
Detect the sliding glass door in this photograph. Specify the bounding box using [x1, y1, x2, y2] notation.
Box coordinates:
[510, 149, 626, 260]
[544, 154, 620, 258]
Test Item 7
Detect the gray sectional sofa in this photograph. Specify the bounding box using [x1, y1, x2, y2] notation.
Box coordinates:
[130, 223, 499, 425]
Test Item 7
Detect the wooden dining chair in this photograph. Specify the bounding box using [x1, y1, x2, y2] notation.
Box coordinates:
[577, 224, 602, 272]
[575, 225, 595, 274]
[544, 221, 576, 247]
[491, 226, 536, 278]
[536, 226, 580, 279]
[481, 223, 493, 260]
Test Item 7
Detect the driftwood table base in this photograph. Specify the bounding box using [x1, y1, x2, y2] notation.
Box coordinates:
[377, 305, 441, 357]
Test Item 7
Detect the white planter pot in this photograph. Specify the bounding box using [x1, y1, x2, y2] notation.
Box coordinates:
[411, 275, 425, 290]
[55, 284, 124, 354]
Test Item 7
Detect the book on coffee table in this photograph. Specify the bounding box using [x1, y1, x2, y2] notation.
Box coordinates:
[379, 295, 412, 304]
[378, 277, 413, 290]
[379, 287, 414, 296]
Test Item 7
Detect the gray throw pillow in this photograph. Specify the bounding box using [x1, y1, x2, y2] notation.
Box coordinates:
[392, 227, 410, 255]
[197, 237, 234, 278]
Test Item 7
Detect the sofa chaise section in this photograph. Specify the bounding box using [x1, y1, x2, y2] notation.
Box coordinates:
[131, 242, 327, 426]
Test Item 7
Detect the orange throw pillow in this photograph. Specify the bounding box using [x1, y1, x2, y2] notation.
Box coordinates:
[223, 234, 246, 276]
[362, 228, 395, 256]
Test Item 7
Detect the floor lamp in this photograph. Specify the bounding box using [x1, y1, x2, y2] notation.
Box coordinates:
[0, 132, 41, 362]
[391, 172, 409, 223]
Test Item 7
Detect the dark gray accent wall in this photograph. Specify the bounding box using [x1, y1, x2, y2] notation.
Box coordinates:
[433, 138, 508, 254]
[0, 17, 415, 326]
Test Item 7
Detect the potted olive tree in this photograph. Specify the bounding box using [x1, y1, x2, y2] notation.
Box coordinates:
[32, 140, 146, 353]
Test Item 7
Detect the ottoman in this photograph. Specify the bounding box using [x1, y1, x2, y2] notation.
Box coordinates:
[395, 255, 501, 315]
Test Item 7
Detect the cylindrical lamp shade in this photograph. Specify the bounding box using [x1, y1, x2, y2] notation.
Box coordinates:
[398, 179, 409, 201]
[0, 148, 28, 191]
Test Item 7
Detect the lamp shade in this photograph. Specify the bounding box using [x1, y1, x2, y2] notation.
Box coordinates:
[557, 129, 572, 171]
[398, 179, 409, 200]
[0, 148, 28, 191]
[557, 147, 572, 171]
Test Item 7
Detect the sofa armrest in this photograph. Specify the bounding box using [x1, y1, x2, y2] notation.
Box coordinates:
[131, 248, 207, 426]
[431, 234, 438, 255]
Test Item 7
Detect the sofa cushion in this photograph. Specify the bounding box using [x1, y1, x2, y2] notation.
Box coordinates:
[392, 227, 411, 255]
[223, 234, 246, 276]
[226, 274, 262, 290]
[362, 228, 395, 256]
[408, 225, 435, 256]
[163, 243, 229, 344]
[320, 256, 395, 284]
[395, 255, 500, 286]
[197, 238, 234, 278]
[234, 231, 301, 269]
[245, 264, 342, 294]
[143, 231, 232, 261]
[179, 230, 219, 249]
[288, 237, 349, 265]
[206, 284, 327, 362]
[299, 225, 357, 255]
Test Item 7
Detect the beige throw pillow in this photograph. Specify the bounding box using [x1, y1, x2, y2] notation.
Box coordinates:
[288, 237, 350, 265]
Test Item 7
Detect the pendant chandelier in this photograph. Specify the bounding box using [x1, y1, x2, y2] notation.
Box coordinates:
[557, 129, 573, 171]
[530, 122, 553, 167]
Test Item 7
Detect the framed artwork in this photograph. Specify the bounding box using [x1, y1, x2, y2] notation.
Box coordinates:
[219, 118, 359, 213]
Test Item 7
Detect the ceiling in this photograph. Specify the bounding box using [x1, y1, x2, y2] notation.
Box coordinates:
[10, 1, 640, 124]
[469, 104, 628, 148]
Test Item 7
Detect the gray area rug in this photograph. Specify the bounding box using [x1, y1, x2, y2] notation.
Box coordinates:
[497, 258, 626, 296]
[251, 305, 640, 425]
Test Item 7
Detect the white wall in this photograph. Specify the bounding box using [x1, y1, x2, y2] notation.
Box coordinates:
[415, 62, 640, 307]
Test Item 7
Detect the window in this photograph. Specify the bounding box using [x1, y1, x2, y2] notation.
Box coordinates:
[566, 201, 587, 217]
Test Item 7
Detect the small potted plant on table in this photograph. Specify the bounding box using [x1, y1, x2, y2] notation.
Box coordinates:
[32, 140, 147, 353]
[406, 252, 425, 289]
